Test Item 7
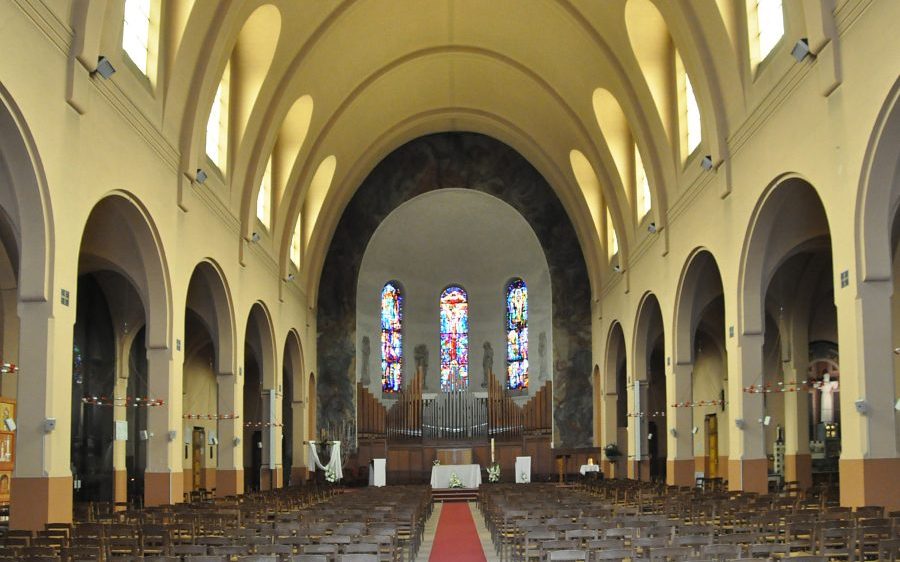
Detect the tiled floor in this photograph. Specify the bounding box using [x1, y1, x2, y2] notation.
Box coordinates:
[417, 501, 499, 562]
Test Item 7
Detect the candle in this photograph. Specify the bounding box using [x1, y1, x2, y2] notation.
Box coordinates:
[491, 438, 495, 463]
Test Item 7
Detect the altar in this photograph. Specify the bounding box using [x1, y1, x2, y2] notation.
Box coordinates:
[430, 464, 482, 489]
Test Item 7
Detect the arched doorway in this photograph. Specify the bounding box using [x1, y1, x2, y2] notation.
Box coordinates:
[243, 303, 275, 492]
[73, 194, 168, 508]
[603, 323, 627, 478]
[282, 331, 303, 487]
[741, 178, 834, 494]
[633, 294, 666, 482]
[183, 261, 234, 496]
[673, 250, 728, 486]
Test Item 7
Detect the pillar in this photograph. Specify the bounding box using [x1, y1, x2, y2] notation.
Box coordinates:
[666, 362, 694, 486]
[10, 300, 74, 530]
[726, 332, 768, 494]
[835, 279, 900, 510]
[216, 372, 243, 496]
[290, 398, 307, 484]
[260, 388, 282, 490]
[112, 375, 127, 505]
[626, 380, 650, 481]
[782, 317, 812, 491]
[144, 347, 183, 506]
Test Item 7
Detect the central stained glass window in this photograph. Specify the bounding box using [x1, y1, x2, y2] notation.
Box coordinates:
[440, 285, 469, 391]
[506, 279, 529, 390]
[381, 282, 403, 392]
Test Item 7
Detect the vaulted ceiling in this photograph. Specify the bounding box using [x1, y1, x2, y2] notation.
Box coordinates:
[77, 0, 760, 300]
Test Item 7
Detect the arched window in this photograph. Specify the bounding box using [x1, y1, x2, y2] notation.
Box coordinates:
[606, 208, 619, 259]
[506, 279, 528, 390]
[440, 286, 469, 391]
[754, 0, 784, 61]
[381, 282, 403, 393]
[684, 74, 702, 154]
[635, 145, 651, 220]
[256, 156, 272, 229]
[290, 218, 302, 269]
[122, 0, 152, 74]
[206, 64, 230, 170]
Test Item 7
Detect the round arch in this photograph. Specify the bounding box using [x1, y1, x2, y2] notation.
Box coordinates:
[673, 248, 725, 365]
[856, 78, 900, 282]
[0, 81, 53, 301]
[632, 292, 664, 382]
[78, 191, 172, 349]
[739, 175, 831, 336]
[185, 259, 236, 376]
[244, 301, 277, 390]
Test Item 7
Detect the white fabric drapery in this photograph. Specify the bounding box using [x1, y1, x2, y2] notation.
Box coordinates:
[308, 440, 343, 481]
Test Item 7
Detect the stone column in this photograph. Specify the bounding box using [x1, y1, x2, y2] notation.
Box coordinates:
[144, 347, 183, 506]
[726, 332, 768, 494]
[836, 279, 900, 510]
[260, 388, 282, 490]
[626, 380, 650, 481]
[216, 372, 243, 496]
[290, 398, 307, 483]
[782, 316, 811, 491]
[666, 362, 694, 486]
[112, 373, 128, 506]
[10, 300, 74, 530]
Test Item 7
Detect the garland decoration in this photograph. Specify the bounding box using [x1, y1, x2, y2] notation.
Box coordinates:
[183, 413, 239, 420]
[243, 420, 283, 429]
[82, 396, 165, 407]
[670, 399, 727, 408]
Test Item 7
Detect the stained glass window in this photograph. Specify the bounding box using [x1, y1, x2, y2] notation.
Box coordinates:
[506, 279, 528, 390]
[381, 282, 403, 392]
[440, 286, 469, 391]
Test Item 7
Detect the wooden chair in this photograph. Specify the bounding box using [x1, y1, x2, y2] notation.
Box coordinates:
[878, 538, 900, 562]
[648, 546, 694, 561]
[290, 555, 327, 562]
[591, 548, 632, 561]
[174, 544, 209, 556]
[337, 555, 378, 562]
[545, 549, 588, 561]
[746, 543, 790, 558]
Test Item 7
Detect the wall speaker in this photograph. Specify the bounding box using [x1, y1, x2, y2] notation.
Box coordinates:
[791, 38, 811, 62]
[93, 56, 116, 79]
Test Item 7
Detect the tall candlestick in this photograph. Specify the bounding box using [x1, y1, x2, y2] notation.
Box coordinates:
[491, 437, 495, 463]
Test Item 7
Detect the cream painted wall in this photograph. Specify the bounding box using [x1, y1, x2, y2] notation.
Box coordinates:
[182, 350, 218, 472]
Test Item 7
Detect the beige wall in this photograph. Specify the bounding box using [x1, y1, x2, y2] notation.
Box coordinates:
[0, 0, 898, 523]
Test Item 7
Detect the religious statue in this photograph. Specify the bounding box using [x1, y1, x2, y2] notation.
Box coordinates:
[415, 344, 429, 390]
[482, 341, 494, 388]
[360, 336, 371, 385]
[538, 331, 548, 381]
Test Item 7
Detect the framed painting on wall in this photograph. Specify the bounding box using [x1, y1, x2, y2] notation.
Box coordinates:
[0, 399, 14, 430]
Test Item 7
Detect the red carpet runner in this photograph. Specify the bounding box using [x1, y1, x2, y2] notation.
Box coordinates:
[429, 502, 487, 561]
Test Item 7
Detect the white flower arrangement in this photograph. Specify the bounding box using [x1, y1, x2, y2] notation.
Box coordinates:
[487, 463, 501, 483]
[433, 459, 441, 466]
[448, 473, 464, 488]
[325, 466, 338, 483]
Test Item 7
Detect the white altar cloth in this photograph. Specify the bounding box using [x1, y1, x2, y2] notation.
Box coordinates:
[430, 464, 482, 489]
[579, 464, 600, 476]
[369, 458, 386, 487]
[515, 456, 532, 483]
